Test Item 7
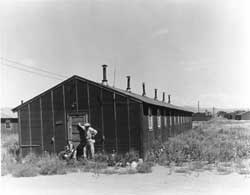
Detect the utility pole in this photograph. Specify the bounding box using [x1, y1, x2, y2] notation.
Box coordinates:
[198, 101, 200, 113]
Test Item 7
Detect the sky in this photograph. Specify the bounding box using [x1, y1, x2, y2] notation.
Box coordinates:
[0, 0, 250, 110]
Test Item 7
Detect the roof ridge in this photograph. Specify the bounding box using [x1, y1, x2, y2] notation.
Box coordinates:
[13, 74, 193, 113]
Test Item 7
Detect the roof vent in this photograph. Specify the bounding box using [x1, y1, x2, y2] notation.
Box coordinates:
[154, 89, 158, 100]
[162, 92, 165, 102]
[168, 94, 171, 104]
[102, 64, 108, 85]
[126, 76, 131, 92]
[142, 82, 146, 96]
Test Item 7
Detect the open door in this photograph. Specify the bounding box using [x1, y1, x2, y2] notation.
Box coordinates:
[67, 112, 88, 147]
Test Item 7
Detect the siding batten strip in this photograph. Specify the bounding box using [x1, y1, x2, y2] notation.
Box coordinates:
[127, 98, 131, 151]
[18, 110, 23, 156]
[113, 92, 118, 153]
[28, 104, 32, 153]
[75, 79, 79, 112]
[39, 97, 44, 152]
[100, 88, 105, 152]
[51, 91, 56, 153]
[139, 103, 144, 157]
[87, 83, 91, 122]
[62, 85, 67, 142]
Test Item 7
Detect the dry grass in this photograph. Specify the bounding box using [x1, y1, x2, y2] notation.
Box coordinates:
[2, 118, 250, 177]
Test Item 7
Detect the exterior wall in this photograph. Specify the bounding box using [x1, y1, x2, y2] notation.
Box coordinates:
[16, 76, 191, 157]
[19, 105, 30, 156]
[116, 94, 129, 153]
[41, 92, 54, 154]
[53, 86, 66, 153]
[30, 99, 42, 154]
[17, 77, 143, 156]
[141, 103, 193, 157]
[241, 112, 250, 120]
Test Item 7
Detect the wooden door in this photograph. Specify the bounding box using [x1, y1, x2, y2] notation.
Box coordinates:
[67, 113, 88, 147]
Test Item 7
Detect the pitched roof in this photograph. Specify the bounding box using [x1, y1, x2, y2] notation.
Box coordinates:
[12, 75, 193, 113]
[236, 111, 250, 116]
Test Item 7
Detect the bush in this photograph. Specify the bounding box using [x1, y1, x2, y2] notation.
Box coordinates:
[94, 153, 109, 162]
[83, 160, 108, 172]
[124, 150, 139, 163]
[152, 119, 250, 166]
[1, 134, 18, 149]
[37, 155, 66, 175]
[136, 162, 153, 173]
[1, 153, 17, 176]
[12, 163, 39, 177]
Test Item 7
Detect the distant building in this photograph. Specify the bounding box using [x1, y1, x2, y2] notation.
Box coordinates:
[235, 111, 250, 120]
[225, 110, 245, 120]
[217, 111, 227, 118]
[192, 112, 212, 121]
[1, 117, 18, 134]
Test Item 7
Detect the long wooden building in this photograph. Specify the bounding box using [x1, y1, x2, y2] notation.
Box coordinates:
[13, 65, 193, 157]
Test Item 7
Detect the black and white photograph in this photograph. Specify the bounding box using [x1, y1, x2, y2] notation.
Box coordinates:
[1, 0, 250, 194]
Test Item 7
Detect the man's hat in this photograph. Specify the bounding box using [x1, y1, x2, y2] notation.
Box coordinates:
[84, 122, 91, 127]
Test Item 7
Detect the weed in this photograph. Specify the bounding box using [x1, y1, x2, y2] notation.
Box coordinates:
[216, 166, 233, 175]
[12, 163, 39, 177]
[238, 169, 250, 175]
[174, 167, 190, 174]
[37, 155, 67, 175]
[136, 162, 153, 173]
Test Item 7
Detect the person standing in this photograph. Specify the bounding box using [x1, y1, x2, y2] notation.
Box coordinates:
[78, 122, 98, 159]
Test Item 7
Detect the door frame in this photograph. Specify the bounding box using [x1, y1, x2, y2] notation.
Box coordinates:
[67, 111, 89, 142]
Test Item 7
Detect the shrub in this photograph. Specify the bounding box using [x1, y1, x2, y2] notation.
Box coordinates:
[174, 167, 190, 174]
[238, 169, 250, 175]
[124, 150, 139, 163]
[83, 161, 108, 172]
[136, 162, 153, 173]
[152, 119, 250, 166]
[1, 133, 18, 148]
[12, 163, 39, 177]
[37, 155, 66, 175]
[1, 153, 17, 176]
[216, 166, 232, 175]
[94, 153, 109, 162]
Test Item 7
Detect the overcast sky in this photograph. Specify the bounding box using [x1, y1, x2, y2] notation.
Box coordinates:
[1, 0, 250, 110]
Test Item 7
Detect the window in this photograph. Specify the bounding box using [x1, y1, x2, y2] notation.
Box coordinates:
[164, 116, 167, 127]
[5, 120, 11, 129]
[157, 115, 161, 128]
[148, 107, 153, 131]
[157, 109, 161, 128]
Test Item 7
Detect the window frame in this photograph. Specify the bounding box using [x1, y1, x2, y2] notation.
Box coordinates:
[148, 107, 153, 131]
[5, 120, 11, 129]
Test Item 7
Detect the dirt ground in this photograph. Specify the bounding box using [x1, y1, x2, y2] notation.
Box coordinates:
[1, 165, 250, 195]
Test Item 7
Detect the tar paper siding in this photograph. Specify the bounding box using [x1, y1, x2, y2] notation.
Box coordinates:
[18, 77, 143, 156]
[17, 76, 192, 157]
[141, 104, 193, 157]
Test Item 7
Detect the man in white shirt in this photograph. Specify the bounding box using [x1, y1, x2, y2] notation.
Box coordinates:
[78, 122, 98, 159]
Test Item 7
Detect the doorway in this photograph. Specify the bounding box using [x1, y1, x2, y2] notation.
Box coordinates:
[67, 112, 88, 147]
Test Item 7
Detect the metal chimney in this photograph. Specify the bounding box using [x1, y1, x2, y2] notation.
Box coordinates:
[168, 94, 171, 104]
[162, 92, 165, 102]
[102, 64, 108, 85]
[126, 76, 131, 92]
[154, 89, 158, 100]
[142, 82, 146, 96]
